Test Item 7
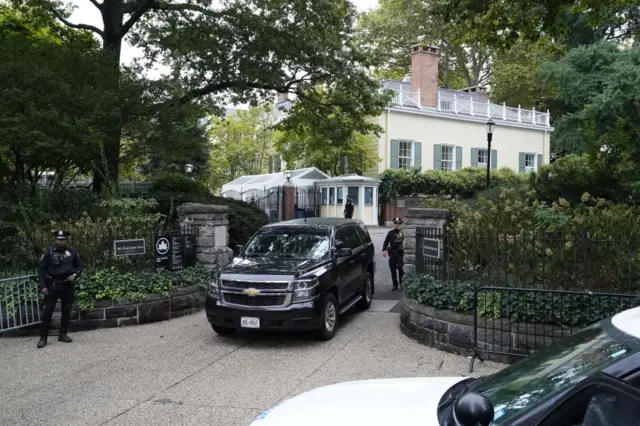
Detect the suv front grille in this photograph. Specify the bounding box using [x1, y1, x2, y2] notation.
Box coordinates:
[222, 280, 289, 290]
[223, 293, 287, 307]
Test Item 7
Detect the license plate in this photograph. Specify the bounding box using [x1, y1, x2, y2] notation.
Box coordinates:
[240, 317, 260, 328]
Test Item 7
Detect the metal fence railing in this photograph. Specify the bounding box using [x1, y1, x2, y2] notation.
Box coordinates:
[415, 226, 640, 293]
[0, 275, 40, 333]
[469, 287, 640, 372]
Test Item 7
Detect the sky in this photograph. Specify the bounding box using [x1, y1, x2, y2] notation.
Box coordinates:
[67, 0, 380, 76]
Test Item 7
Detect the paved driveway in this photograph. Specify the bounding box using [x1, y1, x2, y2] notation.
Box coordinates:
[0, 226, 504, 425]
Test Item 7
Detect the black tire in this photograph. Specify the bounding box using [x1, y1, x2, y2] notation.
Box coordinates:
[317, 293, 339, 340]
[357, 272, 373, 311]
[212, 325, 237, 336]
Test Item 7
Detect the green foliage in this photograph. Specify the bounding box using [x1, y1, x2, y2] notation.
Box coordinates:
[378, 167, 527, 202]
[404, 272, 640, 327]
[274, 85, 388, 176]
[73, 264, 210, 310]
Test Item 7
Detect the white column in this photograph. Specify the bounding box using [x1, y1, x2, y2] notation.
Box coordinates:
[333, 186, 338, 217]
[359, 186, 365, 222]
[373, 186, 378, 227]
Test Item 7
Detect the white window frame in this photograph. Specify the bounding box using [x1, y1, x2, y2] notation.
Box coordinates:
[397, 140, 415, 169]
[441, 144, 456, 171]
[524, 153, 537, 173]
[477, 148, 489, 167]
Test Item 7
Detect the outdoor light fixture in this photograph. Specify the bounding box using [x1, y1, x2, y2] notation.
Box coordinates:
[485, 119, 495, 189]
[283, 170, 293, 182]
[185, 163, 194, 174]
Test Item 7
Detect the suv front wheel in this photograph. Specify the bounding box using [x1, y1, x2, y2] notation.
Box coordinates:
[317, 293, 338, 340]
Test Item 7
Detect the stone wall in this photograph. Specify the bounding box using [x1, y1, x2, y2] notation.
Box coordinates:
[403, 208, 450, 274]
[177, 203, 234, 271]
[1, 285, 206, 337]
[400, 298, 567, 364]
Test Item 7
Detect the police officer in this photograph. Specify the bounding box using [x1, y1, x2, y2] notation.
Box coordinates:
[344, 196, 354, 219]
[37, 230, 84, 348]
[382, 217, 405, 291]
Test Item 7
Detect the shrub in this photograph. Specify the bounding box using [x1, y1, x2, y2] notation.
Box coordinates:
[74, 264, 211, 310]
[378, 167, 526, 202]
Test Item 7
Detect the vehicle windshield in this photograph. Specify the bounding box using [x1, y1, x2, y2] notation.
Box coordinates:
[466, 321, 638, 424]
[243, 229, 330, 260]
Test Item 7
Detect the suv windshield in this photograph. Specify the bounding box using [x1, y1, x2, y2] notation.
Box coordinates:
[243, 229, 330, 260]
[464, 320, 638, 424]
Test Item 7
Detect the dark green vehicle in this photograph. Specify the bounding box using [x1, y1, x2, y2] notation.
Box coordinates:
[205, 218, 376, 340]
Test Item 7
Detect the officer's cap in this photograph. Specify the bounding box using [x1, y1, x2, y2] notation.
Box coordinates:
[393, 217, 403, 225]
[52, 230, 71, 240]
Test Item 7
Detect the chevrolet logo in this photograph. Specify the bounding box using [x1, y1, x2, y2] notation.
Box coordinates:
[243, 288, 261, 297]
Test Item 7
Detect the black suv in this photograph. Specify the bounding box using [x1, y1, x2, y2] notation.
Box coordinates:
[205, 218, 376, 340]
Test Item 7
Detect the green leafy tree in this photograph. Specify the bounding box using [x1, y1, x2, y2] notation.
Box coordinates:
[356, 0, 493, 89]
[208, 105, 277, 190]
[273, 85, 388, 176]
[17, 0, 390, 192]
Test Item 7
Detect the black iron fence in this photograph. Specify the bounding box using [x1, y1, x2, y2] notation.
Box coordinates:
[416, 226, 640, 293]
[469, 287, 640, 372]
[0, 224, 197, 279]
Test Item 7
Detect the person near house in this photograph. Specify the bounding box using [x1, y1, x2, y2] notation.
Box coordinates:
[36, 230, 84, 348]
[344, 196, 354, 218]
[382, 217, 405, 291]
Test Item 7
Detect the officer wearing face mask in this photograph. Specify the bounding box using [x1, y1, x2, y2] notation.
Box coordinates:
[37, 230, 84, 348]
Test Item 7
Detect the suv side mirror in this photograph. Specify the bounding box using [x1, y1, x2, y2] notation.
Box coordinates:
[453, 392, 494, 426]
[337, 247, 352, 257]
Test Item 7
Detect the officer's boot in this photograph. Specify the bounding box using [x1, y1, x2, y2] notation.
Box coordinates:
[58, 331, 73, 343]
[37, 333, 48, 349]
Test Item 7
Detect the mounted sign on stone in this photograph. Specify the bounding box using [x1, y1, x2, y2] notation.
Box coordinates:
[422, 237, 441, 259]
[113, 239, 146, 257]
[155, 234, 197, 272]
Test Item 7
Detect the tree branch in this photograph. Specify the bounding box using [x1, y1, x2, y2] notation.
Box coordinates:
[88, 0, 102, 10]
[120, 0, 156, 37]
[50, 7, 104, 37]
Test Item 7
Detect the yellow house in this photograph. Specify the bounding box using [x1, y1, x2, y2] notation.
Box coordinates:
[366, 45, 553, 178]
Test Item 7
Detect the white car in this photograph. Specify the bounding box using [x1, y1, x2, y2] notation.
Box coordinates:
[251, 306, 640, 426]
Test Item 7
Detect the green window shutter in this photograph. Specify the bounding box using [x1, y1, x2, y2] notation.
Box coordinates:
[491, 149, 498, 170]
[414, 142, 422, 169]
[390, 140, 399, 169]
[471, 148, 479, 167]
[537, 154, 543, 170]
[269, 156, 274, 173]
[434, 144, 442, 170]
[455, 146, 462, 170]
[519, 153, 526, 173]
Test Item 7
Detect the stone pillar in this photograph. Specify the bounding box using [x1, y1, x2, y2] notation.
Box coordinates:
[404, 208, 450, 274]
[283, 183, 295, 221]
[177, 203, 234, 271]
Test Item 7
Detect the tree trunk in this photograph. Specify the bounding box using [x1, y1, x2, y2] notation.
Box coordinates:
[92, 0, 124, 194]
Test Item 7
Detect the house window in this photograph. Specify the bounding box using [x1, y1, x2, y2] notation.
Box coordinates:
[337, 187, 344, 204]
[525, 153, 536, 172]
[398, 141, 413, 169]
[441, 145, 454, 171]
[477, 149, 488, 166]
[321, 188, 328, 205]
[347, 187, 359, 205]
[364, 187, 374, 205]
[329, 187, 335, 204]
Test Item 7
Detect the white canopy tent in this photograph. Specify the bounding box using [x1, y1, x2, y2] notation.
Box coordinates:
[220, 167, 330, 201]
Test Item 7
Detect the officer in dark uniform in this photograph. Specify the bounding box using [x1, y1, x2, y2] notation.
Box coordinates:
[344, 196, 354, 219]
[382, 217, 405, 291]
[37, 230, 84, 348]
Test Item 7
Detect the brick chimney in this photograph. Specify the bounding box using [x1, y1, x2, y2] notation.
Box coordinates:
[410, 45, 440, 108]
[277, 92, 289, 103]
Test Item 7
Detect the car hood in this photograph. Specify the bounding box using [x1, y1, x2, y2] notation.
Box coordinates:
[222, 256, 330, 276]
[250, 376, 468, 426]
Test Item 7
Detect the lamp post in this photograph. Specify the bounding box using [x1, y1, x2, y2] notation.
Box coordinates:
[283, 169, 293, 183]
[185, 163, 194, 181]
[485, 119, 495, 189]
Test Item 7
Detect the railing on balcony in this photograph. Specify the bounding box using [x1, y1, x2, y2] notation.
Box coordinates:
[389, 89, 551, 127]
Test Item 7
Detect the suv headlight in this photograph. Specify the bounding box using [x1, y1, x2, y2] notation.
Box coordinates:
[209, 276, 221, 298]
[292, 278, 319, 303]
